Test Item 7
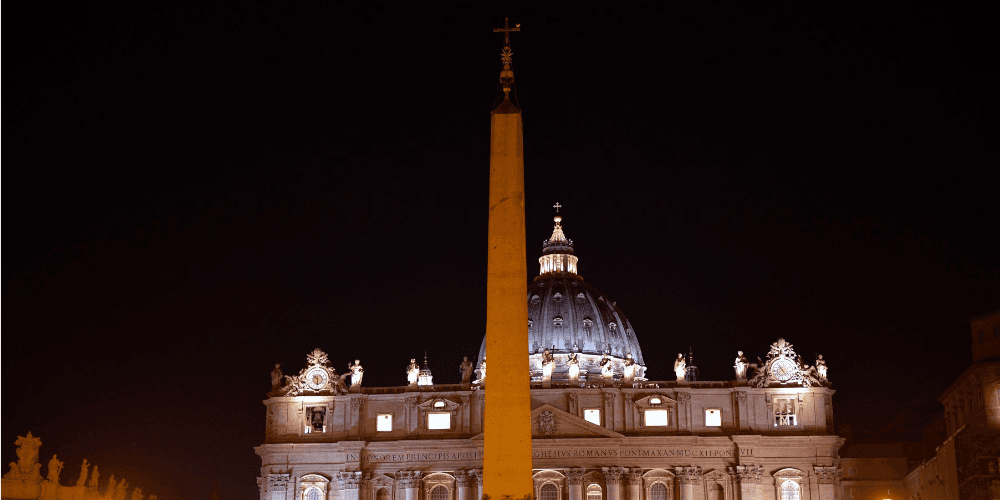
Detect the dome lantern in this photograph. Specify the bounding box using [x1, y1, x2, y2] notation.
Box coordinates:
[539, 204, 580, 278]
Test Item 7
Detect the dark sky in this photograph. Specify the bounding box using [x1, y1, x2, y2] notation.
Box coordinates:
[4, 4, 997, 500]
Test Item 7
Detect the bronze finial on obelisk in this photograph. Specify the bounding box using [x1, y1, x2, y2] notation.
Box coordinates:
[484, 17, 532, 500]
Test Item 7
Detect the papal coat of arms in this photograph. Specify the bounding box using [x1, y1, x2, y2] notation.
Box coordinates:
[537, 411, 556, 436]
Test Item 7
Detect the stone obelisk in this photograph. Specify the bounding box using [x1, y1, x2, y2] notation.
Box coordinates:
[484, 18, 532, 500]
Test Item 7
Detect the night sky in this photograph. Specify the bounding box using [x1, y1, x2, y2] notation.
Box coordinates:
[4, 4, 997, 500]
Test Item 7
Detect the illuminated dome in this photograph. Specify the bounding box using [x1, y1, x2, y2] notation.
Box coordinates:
[478, 211, 646, 382]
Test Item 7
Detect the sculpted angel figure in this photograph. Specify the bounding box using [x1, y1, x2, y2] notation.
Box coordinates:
[271, 364, 283, 390]
[734, 351, 748, 381]
[815, 354, 828, 381]
[46, 454, 63, 483]
[541, 349, 555, 381]
[459, 357, 474, 383]
[566, 352, 581, 382]
[348, 360, 364, 387]
[622, 352, 638, 383]
[599, 353, 614, 381]
[406, 359, 420, 386]
[674, 353, 687, 381]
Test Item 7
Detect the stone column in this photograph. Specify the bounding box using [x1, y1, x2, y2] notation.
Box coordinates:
[456, 471, 475, 500]
[727, 466, 761, 500]
[397, 472, 421, 500]
[603, 467, 624, 500]
[673, 467, 701, 500]
[565, 469, 585, 500]
[624, 469, 642, 500]
[813, 467, 838, 500]
[338, 472, 363, 500]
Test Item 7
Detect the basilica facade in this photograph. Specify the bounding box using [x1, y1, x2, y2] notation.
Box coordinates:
[255, 215, 844, 500]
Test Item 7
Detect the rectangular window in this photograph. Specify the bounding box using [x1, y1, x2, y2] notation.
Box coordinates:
[427, 412, 451, 430]
[584, 409, 601, 426]
[774, 398, 797, 426]
[377, 413, 392, 432]
[644, 409, 669, 426]
[304, 407, 326, 434]
[704, 408, 722, 427]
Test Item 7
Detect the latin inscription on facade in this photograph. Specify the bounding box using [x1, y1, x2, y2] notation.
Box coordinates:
[345, 448, 751, 463]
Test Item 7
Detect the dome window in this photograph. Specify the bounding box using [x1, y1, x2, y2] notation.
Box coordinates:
[583, 318, 593, 328]
[576, 293, 586, 304]
[553, 317, 564, 327]
[553, 292, 563, 302]
[609, 322, 617, 333]
[531, 295, 540, 303]
[528, 319, 533, 328]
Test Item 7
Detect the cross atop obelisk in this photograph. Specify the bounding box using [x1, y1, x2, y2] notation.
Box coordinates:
[493, 17, 520, 47]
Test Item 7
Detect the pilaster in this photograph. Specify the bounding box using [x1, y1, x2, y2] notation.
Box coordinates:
[337, 472, 363, 500]
[602, 467, 624, 500]
[813, 467, 838, 500]
[456, 471, 475, 500]
[566, 468, 585, 500]
[397, 471, 421, 500]
[727, 466, 762, 500]
[268, 474, 291, 500]
[676, 392, 692, 432]
[624, 469, 642, 500]
[674, 467, 701, 500]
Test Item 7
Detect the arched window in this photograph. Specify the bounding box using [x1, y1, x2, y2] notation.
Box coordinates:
[586, 484, 602, 500]
[430, 485, 449, 500]
[377, 489, 390, 500]
[649, 483, 667, 500]
[540, 483, 558, 500]
[306, 487, 322, 500]
[780, 480, 800, 500]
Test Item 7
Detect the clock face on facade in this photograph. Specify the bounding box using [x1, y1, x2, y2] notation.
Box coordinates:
[306, 368, 329, 390]
[771, 358, 796, 382]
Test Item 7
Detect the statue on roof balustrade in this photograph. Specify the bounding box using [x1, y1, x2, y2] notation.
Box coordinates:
[46, 454, 63, 483]
[567, 352, 581, 382]
[622, 353, 638, 383]
[734, 351, 748, 381]
[674, 354, 687, 381]
[4, 432, 43, 481]
[541, 349, 555, 382]
[407, 359, 420, 386]
[460, 357, 475, 384]
[600, 353, 614, 382]
[349, 359, 364, 387]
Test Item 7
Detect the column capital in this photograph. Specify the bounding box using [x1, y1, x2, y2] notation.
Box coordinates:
[336, 472, 363, 489]
[674, 467, 702, 485]
[565, 468, 586, 485]
[268, 474, 291, 491]
[602, 467, 625, 485]
[813, 466, 839, 484]
[456, 471, 476, 488]
[397, 471, 423, 488]
[726, 466, 762, 484]
[623, 469, 643, 485]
